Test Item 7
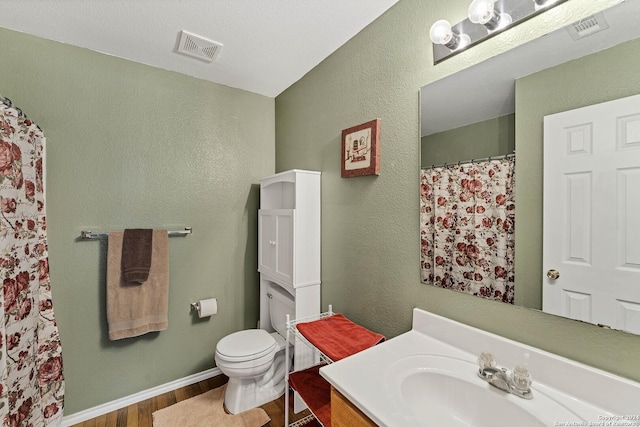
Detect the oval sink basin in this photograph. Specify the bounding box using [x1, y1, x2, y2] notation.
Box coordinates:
[385, 355, 584, 427]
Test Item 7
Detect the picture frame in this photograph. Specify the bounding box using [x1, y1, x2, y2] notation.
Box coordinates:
[341, 118, 381, 178]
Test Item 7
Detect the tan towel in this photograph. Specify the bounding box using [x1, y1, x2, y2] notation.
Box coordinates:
[107, 230, 169, 340]
[121, 228, 153, 283]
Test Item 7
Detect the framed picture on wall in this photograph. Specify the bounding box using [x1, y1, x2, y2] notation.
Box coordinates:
[341, 118, 381, 178]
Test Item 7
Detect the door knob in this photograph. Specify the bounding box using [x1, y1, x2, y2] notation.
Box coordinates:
[546, 269, 560, 280]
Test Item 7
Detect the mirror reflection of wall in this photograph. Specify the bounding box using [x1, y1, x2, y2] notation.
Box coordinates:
[420, 114, 514, 168]
[420, 0, 640, 335]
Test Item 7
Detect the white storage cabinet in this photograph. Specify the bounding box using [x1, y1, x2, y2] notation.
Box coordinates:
[257, 169, 321, 413]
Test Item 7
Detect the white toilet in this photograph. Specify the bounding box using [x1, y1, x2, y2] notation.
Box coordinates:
[214, 282, 295, 414]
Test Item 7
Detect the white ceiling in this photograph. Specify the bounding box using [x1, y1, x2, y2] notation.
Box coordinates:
[0, 0, 398, 97]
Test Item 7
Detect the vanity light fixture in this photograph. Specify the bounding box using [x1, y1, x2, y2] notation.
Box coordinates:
[430, 0, 569, 64]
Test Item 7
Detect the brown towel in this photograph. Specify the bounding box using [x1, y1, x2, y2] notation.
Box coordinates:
[121, 228, 153, 283]
[107, 230, 169, 340]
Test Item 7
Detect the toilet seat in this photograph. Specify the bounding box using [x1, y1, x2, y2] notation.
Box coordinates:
[215, 329, 276, 363]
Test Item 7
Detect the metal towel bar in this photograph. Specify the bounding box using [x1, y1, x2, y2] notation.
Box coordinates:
[79, 227, 192, 240]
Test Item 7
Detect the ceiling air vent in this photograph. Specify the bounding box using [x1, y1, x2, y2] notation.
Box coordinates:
[176, 30, 223, 63]
[566, 13, 609, 41]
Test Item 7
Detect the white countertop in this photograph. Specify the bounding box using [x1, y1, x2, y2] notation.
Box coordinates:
[321, 329, 467, 426]
[319, 308, 640, 427]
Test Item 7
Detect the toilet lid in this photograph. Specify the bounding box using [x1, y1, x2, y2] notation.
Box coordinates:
[216, 329, 276, 362]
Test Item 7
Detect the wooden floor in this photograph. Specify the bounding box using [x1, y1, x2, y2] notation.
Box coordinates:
[71, 375, 319, 427]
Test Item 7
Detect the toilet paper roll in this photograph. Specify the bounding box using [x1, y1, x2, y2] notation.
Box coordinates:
[197, 298, 217, 318]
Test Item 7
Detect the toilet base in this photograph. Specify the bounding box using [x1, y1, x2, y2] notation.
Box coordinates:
[224, 375, 286, 414]
[223, 350, 288, 414]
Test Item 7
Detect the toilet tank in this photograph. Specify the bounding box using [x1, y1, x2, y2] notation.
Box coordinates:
[268, 283, 295, 336]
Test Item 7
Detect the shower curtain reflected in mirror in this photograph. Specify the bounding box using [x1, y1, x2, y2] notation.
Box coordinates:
[420, 157, 515, 304]
[1, 96, 64, 425]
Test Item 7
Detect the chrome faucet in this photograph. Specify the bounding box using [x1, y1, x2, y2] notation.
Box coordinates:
[477, 352, 533, 399]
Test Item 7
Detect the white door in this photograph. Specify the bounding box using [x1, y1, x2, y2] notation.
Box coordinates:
[543, 93, 640, 334]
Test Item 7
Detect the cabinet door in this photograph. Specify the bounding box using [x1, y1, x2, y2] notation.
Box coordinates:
[273, 210, 294, 284]
[258, 209, 294, 285]
[258, 210, 275, 277]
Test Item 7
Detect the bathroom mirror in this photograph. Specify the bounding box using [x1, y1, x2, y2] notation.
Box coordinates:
[420, 0, 640, 333]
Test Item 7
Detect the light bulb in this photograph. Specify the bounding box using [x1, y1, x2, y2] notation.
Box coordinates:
[468, 0, 496, 25]
[495, 12, 513, 29]
[429, 20, 470, 51]
[429, 19, 471, 50]
[429, 20, 454, 45]
[469, 0, 511, 31]
[535, 0, 560, 8]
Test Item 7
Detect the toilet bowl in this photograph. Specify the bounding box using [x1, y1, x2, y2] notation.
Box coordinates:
[214, 283, 294, 414]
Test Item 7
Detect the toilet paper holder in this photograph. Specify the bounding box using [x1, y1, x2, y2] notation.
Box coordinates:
[190, 298, 218, 318]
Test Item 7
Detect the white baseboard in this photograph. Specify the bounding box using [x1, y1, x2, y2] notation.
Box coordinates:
[61, 367, 222, 426]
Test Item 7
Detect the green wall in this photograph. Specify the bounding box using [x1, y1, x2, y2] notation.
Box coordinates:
[421, 114, 515, 167]
[275, 0, 640, 384]
[514, 36, 640, 309]
[0, 28, 274, 414]
[3, 0, 640, 417]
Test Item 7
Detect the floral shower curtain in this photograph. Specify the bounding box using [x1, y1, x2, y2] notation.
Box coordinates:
[420, 157, 516, 304]
[1, 96, 64, 426]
